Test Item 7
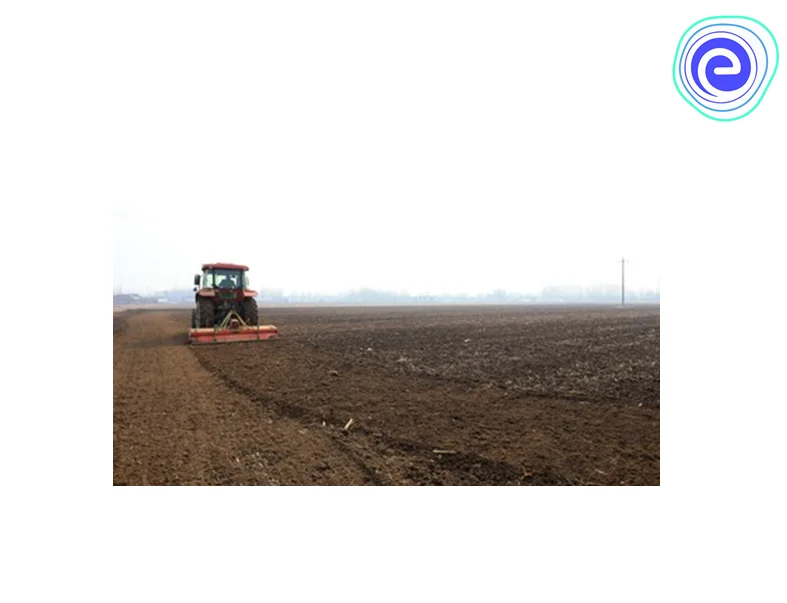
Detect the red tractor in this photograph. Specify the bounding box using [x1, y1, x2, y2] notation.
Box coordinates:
[189, 262, 279, 344]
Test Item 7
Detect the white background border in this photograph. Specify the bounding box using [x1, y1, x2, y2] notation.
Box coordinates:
[3, 1, 787, 602]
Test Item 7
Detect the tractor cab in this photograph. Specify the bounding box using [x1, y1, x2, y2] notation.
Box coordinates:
[194, 264, 249, 291]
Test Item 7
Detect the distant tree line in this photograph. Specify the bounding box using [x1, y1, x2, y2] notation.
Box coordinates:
[114, 286, 659, 306]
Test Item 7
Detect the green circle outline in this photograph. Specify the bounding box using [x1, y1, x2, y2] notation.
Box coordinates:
[672, 15, 779, 121]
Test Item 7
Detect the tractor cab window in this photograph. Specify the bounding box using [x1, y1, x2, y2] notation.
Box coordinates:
[210, 269, 243, 289]
[202, 270, 214, 288]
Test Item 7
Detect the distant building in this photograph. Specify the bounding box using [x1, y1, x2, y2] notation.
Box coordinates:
[113, 294, 141, 305]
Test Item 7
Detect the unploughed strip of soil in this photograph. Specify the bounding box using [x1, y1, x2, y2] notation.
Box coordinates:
[113, 311, 376, 485]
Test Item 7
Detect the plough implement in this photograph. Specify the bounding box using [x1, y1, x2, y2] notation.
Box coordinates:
[188, 309, 279, 345]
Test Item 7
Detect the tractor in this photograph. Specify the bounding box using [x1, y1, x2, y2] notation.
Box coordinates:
[189, 263, 279, 344]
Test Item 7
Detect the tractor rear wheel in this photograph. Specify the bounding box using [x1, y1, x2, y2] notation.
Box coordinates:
[198, 298, 215, 328]
[242, 298, 259, 326]
[191, 309, 197, 329]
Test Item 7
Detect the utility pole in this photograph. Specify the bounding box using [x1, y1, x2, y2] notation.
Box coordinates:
[620, 257, 628, 306]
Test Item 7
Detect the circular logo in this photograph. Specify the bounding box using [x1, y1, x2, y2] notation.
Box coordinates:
[673, 16, 779, 120]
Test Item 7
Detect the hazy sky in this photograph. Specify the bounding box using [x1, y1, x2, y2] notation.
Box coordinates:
[112, 2, 787, 295]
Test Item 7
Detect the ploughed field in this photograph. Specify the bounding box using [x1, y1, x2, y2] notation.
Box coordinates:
[113, 305, 659, 485]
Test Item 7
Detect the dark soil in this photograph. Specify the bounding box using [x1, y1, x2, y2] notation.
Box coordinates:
[113, 314, 126, 336]
[113, 305, 659, 485]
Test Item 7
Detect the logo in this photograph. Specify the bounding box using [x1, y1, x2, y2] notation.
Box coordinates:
[673, 16, 779, 121]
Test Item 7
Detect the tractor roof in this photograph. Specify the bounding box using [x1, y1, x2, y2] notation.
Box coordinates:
[202, 263, 249, 271]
